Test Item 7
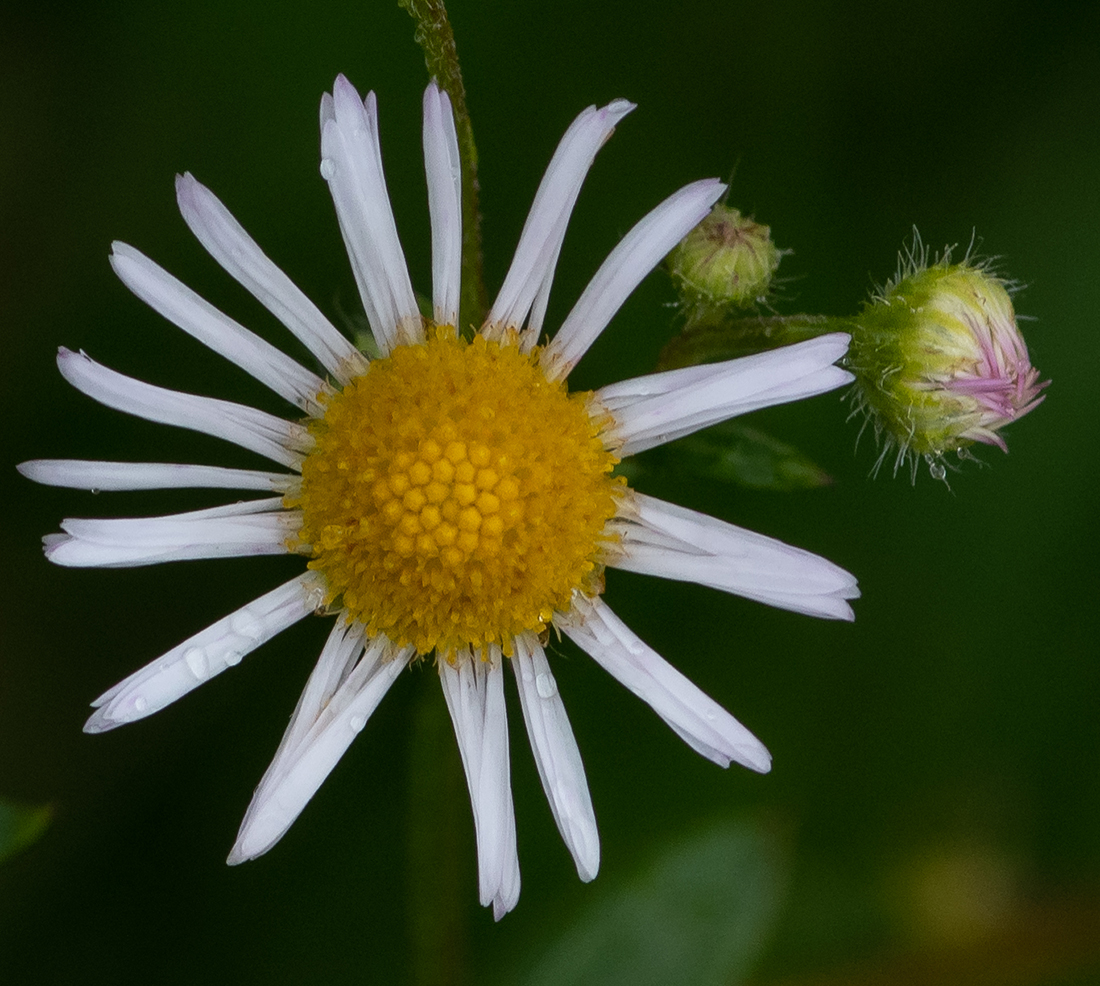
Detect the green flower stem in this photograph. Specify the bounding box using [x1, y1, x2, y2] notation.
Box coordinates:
[399, 0, 488, 333]
[406, 677, 472, 986]
[397, 6, 482, 979]
[658, 314, 858, 370]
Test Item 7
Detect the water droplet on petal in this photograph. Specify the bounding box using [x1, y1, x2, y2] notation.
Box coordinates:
[535, 672, 557, 699]
[929, 461, 947, 481]
[231, 612, 262, 642]
[348, 715, 366, 734]
[183, 648, 207, 679]
[319, 158, 336, 180]
[224, 650, 244, 667]
[90, 487, 101, 495]
[133, 695, 148, 713]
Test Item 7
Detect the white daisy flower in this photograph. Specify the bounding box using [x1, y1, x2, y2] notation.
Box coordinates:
[20, 76, 858, 919]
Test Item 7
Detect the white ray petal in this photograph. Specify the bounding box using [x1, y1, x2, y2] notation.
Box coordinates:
[260, 620, 370, 778]
[321, 76, 421, 353]
[561, 595, 771, 773]
[110, 242, 328, 414]
[17, 459, 294, 493]
[84, 572, 325, 732]
[487, 99, 636, 339]
[46, 504, 299, 568]
[134, 495, 287, 519]
[440, 651, 521, 920]
[229, 629, 412, 863]
[542, 179, 726, 380]
[423, 84, 462, 328]
[175, 172, 367, 384]
[512, 633, 599, 882]
[598, 334, 852, 456]
[57, 348, 312, 470]
[611, 493, 859, 620]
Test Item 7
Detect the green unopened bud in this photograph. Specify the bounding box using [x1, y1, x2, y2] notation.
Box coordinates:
[668, 205, 780, 318]
[849, 250, 1048, 480]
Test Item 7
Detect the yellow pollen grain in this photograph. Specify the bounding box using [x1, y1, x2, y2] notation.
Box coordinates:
[293, 327, 622, 655]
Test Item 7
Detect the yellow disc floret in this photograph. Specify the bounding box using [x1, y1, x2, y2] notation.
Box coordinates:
[292, 326, 622, 656]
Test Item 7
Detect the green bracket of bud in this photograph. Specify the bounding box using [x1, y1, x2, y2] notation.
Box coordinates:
[848, 257, 1048, 480]
[667, 205, 782, 322]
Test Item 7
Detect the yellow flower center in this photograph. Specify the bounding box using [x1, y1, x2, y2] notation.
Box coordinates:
[293, 326, 622, 657]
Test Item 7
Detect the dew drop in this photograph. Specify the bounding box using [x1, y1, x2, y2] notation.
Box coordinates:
[929, 461, 947, 482]
[319, 158, 336, 180]
[224, 650, 244, 667]
[535, 672, 558, 699]
[90, 487, 101, 495]
[231, 612, 262, 642]
[133, 695, 148, 713]
[348, 715, 366, 734]
[183, 647, 208, 679]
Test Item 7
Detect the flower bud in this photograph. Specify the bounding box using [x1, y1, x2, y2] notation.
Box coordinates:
[849, 256, 1047, 479]
[668, 205, 780, 318]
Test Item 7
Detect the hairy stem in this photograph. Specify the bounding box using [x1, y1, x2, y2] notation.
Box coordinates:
[659, 313, 859, 369]
[400, 0, 488, 332]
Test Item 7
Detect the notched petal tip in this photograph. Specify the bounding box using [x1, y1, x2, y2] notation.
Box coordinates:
[319, 90, 335, 127]
[331, 73, 367, 116]
[41, 529, 72, 550]
[173, 171, 204, 215]
[739, 742, 773, 775]
[83, 708, 122, 734]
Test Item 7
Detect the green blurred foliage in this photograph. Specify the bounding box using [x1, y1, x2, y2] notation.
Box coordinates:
[515, 818, 787, 986]
[2, 1, 1098, 984]
[645, 421, 835, 492]
[0, 800, 52, 865]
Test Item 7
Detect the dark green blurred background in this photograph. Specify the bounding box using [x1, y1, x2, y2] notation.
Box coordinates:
[3, 1, 1098, 983]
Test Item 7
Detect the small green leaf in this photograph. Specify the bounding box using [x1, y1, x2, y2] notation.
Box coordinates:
[516, 818, 788, 986]
[0, 799, 52, 864]
[666, 421, 834, 491]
